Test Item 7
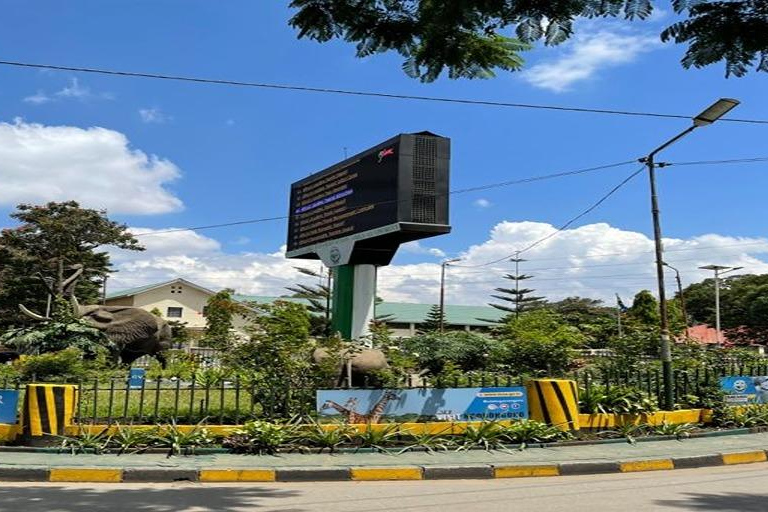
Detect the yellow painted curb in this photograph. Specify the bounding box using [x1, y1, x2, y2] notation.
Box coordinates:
[350, 467, 423, 481]
[50, 468, 122, 483]
[620, 459, 674, 472]
[494, 465, 559, 478]
[199, 469, 276, 482]
[722, 451, 768, 465]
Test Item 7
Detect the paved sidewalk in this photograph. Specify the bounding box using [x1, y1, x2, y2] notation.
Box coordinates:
[0, 431, 767, 482]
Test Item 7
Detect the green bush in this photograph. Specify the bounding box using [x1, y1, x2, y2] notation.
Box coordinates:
[493, 310, 585, 376]
[15, 348, 87, 382]
[579, 385, 657, 414]
[223, 420, 297, 454]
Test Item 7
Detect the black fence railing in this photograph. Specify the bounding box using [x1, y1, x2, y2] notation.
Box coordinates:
[4, 363, 768, 425]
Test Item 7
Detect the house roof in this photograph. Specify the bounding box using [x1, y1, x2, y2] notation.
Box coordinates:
[107, 279, 504, 327]
[233, 294, 504, 327]
[683, 324, 726, 345]
[105, 278, 217, 300]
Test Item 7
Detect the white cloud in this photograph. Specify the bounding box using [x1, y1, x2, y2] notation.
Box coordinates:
[139, 108, 171, 124]
[0, 119, 183, 214]
[23, 91, 53, 105]
[232, 236, 251, 245]
[400, 240, 446, 259]
[522, 28, 659, 92]
[474, 198, 492, 209]
[55, 78, 91, 99]
[105, 222, 768, 307]
[22, 78, 112, 104]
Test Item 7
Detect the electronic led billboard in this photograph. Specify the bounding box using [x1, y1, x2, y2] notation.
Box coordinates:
[286, 132, 450, 266]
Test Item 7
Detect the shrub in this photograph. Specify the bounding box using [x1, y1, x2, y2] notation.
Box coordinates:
[15, 348, 87, 382]
[493, 310, 584, 376]
[501, 420, 571, 447]
[579, 385, 657, 414]
[223, 420, 296, 455]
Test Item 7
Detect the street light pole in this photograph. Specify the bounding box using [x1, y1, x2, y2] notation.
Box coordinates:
[663, 262, 688, 328]
[439, 258, 461, 333]
[640, 98, 740, 410]
[699, 264, 743, 346]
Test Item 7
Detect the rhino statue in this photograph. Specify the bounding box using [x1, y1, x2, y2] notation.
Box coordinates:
[18, 265, 172, 366]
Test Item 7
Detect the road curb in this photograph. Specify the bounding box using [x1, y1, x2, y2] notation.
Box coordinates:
[1, 449, 767, 482]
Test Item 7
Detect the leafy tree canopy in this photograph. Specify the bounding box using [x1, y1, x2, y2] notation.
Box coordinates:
[0, 201, 142, 328]
[201, 288, 243, 349]
[683, 273, 768, 344]
[493, 309, 586, 375]
[289, 1, 768, 81]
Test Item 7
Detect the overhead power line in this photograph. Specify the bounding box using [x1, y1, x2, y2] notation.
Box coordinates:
[2, 59, 768, 124]
[134, 155, 768, 238]
[135, 159, 636, 237]
[459, 166, 646, 267]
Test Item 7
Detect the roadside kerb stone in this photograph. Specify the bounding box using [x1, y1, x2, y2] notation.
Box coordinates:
[0, 467, 50, 481]
[122, 468, 199, 482]
[672, 454, 724, 469]
[422, 465, 494, 480]
[558, 461, 621, 476]
[276, 467, 350, 482]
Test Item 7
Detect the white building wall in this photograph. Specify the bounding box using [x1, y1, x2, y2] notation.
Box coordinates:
[130, 283, 209, 329]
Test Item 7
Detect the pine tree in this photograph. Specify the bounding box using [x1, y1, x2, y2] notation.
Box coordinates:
[419, 304, 445, 333]
[285, 266, 332, 336]
[488, 257, 545, 322]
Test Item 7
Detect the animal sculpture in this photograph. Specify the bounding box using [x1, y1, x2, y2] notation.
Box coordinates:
[18, 265, 171, 366]
[312, 346, 389, 387]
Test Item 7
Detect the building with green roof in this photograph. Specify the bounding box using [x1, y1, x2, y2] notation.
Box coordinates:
[106, 278, 504, 337]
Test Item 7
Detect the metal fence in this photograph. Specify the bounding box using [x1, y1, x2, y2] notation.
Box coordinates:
[4, 362, 768, 425]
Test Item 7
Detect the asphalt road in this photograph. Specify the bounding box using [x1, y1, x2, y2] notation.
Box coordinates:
[1, 464, 767, 511]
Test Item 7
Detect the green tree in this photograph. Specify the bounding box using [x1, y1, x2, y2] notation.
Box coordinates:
[683, 273, 768, 344]
[289, 1, 768, 81]
[547, 296, 618, 348]
[493, 309, 585, 376]
[419, 304, 444, 333]
[488, 271, 545, 322]
[0, 201, 142, 327]
[628, 290, 660, 327]
[399, 331, 501, 375]
[224, 300, 315, 417]
[284, 266, 331, 336]
[201, 289, 242, 349]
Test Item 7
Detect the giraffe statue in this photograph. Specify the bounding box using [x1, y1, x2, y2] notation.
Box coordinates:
[321, 391, 400, 424]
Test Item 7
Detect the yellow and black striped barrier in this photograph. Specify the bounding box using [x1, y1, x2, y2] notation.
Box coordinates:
[526, 379, 580, 431]
[22, 384, 78, 437]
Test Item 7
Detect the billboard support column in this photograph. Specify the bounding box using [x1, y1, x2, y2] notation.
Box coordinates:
[352, 264, 376, 345]
[331, 264, 376, 342]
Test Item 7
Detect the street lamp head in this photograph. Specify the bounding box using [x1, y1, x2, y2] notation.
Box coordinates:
[693, 98, 740, 127]
[443, 257, 462, 265]
[700, 264, 732, 271]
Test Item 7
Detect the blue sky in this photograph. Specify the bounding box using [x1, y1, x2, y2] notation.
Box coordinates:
[1, 1, 767, 305]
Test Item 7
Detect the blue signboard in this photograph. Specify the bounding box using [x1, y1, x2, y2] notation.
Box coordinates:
[0, 390, 19, 424]
[317, 387, 528, 423]
[720, 376, 768, 405]
[129, 368, 146, 389]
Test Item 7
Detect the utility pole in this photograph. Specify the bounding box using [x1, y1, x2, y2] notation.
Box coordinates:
[699, 264, 742, 346]
[439, 258, 461, 332]
[640, 98, 739, 410]
[510, 253, 525, 319]
[663, 262, 688, 327]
